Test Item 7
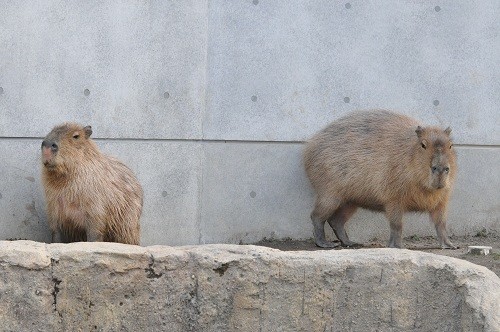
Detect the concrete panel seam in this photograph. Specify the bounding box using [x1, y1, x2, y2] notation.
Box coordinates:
[2, 136, 500, 149]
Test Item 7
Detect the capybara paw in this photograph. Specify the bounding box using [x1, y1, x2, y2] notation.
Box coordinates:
[441, 244, 459, 250]
[315, 240, 341, 248]
[341, 241, 362, 248]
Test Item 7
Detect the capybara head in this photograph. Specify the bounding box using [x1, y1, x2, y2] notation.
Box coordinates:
[415, 126, 456, 191]
[41, 123, 94, 173]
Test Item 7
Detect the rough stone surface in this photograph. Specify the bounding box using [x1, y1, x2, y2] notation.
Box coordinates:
[0, 241, 499, 331]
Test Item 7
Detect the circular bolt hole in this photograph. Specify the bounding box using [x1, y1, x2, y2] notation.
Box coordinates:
[253, 0, 259, 5]
[0, 87, 4, 94]
[344, 97, 350, 103]
[251, 95, 257, 102]
[250, 191, 257, 198]
[164, 92, 170, 99]
[435, 6, 441, 12]
[345, 3, 351, 9]
[433, 100, 440, 106]
[84, 89, 90, 96]
[162, 191, 168, 197]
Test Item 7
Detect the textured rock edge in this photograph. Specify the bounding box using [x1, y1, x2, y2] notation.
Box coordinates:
[0, 241, 498, 331]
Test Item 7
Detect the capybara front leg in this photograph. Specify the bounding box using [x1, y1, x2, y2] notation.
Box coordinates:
[51, 230, 61, 243]
[385, 206, 404, 248]
[86, 226, 104, 242]
[327, 204, 360, 247]
[430, 205, 457, 249]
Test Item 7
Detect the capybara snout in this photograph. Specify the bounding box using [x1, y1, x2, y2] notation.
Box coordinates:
[304, 110, 457, 249]
[41, 140, 58, 151]
[41, 123, 143, 245]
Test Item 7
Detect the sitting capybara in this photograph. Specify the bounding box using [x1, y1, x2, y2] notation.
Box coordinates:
[41, 123, 143, 245]
[304, 110, 457, 249]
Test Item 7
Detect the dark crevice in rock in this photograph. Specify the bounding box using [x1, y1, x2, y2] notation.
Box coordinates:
[213, 262, 230, 276]
[50, 258, 62, 317]
[145, 254, 163, 279]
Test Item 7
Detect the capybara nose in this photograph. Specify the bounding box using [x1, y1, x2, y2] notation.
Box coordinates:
[42, 140, 58, 152]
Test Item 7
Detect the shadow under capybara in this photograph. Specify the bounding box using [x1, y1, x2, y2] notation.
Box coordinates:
[304, 109, 457, 249]
[41, 123, 143, 245]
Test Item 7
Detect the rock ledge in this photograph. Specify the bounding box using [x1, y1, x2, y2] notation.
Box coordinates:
[0, 241, 498, 331]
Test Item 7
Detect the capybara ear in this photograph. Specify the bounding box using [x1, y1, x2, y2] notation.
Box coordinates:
[415, 126, 424, 138]
[444, 127, 452, 136]
[84, 126, 92, 138]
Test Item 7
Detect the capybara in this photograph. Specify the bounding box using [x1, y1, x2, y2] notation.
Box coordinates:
[41, 123, 143, 245]
[304, 110, 457, 249]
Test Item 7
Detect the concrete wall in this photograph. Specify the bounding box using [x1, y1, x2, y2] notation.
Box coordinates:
[0, 1, 498, 246]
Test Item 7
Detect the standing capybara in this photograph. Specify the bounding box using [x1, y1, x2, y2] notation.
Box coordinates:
[41, 123, 143, 245]
[304, 110, 457, 249]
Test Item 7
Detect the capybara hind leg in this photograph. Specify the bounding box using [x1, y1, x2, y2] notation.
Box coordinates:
[430, 206, 457, 249]
[327, 204, 360, 247]
[311, 199, 341, 248]
[385, 206, 404, 248]
[312, 216, 340, 248]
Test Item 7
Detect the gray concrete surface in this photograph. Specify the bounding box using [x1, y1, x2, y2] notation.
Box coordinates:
[0, 1, 207, 139]
[0, 1, 499, 246]
[0, 241, 499, 331]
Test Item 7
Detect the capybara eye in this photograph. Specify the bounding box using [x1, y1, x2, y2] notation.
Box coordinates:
[444, 167, 450, 173]
[73, 134, 80, 139]
[421, 143, 426, 149]
[431, 166, 438, 173]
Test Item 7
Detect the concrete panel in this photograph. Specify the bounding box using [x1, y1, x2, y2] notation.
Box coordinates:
[0, 139, 51, 242]
[448, 147, 500, 234]
[201, 143, 499, 245]
[200, 142, 312, 244]
[0, 139, 201, 246]
[205, 1, 500, 144]
[0, 1, 207, 139]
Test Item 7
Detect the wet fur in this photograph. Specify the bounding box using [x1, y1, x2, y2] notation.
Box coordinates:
[41, 123, 143, 245]
[304, 110, 457, 248]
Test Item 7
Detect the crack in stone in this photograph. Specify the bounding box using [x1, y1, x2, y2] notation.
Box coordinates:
[213, 262, 230, 276]
[145, 254, 163, 279]
[50, 258, 62, 317]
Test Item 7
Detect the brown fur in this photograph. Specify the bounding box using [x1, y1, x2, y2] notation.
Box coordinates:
[41, 123, 143, 245]
[304, 110, 457, 248]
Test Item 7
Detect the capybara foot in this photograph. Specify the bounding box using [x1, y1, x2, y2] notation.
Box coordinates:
[341, 241, 362, 248]
[315, 240, 341, 248]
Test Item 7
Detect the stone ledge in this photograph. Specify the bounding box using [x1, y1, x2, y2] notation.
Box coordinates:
[0, 241, 498, 331]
